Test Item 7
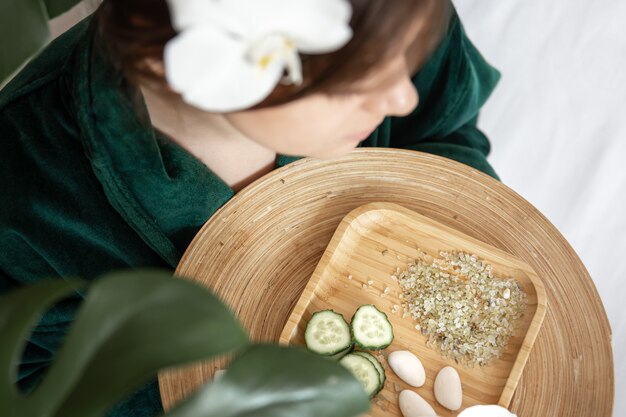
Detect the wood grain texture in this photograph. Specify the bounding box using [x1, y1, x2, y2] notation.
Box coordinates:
[279, 202, 547, 416]
[159, 149, 613, 417]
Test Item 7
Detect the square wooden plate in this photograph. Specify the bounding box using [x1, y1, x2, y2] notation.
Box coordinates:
[279, 202, 547, 417]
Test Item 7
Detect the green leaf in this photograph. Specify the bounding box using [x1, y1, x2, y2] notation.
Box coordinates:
[0, 272, 368, 417]
[0, 270, 249, 417]
[0, 0, 50, 83]
[42, 0, 82, 19]
[0, 278, 85, 412]
[167, 344, 371, 417]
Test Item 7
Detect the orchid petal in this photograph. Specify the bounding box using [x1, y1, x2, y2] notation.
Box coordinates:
[216, 0, 353, 53]
[166, 0, 249, 37]
[164, 26, 285, 112]
[163, 0, 355, 112]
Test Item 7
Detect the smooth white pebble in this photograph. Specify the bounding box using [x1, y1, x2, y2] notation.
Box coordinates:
[398, 390, 437, 417]
[434, 366, 462, 411]
[388, 350, 426, 387]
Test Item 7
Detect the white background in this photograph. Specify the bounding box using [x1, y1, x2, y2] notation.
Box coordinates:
[49, 1, 625, 415]
[455, 1, 625, 415]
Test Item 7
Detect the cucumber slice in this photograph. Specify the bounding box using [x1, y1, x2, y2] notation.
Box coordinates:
[340, 353, 383, 397]
[352, 351, 385, 386]
[351, 304, 394, 350]
[329, 345, 353, 360]
[305, 310, 352, 355]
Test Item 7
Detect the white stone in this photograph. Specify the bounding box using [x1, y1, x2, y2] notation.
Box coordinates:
[388, 350, 426, 387]
[398, 390, 437, 417]
[458, 405, 517, 417]
[434, 366, 462, 411]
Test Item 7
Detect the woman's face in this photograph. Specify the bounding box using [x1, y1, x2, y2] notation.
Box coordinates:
[224, 18, 425, 159]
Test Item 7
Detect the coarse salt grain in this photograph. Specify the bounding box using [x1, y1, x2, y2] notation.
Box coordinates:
[397, 250, 526, 366]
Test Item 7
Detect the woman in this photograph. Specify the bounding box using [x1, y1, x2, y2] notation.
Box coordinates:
[0, 0, 499, 415]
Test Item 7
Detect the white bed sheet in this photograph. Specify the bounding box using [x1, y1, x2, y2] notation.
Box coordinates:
[455, 2, 625, 415]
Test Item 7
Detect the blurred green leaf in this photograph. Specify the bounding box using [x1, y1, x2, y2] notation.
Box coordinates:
[0, 270, 369, 417]
[0, 278, 85, 410]
[0, 0, 50, 83]
[167, 344, 371, 417]
[0, 270, 249, 417]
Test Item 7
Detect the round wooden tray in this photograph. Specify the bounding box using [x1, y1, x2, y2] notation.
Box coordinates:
[159, 149, 614, 416]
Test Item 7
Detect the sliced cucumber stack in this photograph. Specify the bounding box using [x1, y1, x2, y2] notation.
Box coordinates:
[339, 353, 384, 397]
[328, 344, 353, 360]
[304, 304, 395, 399]
[351, 304, 394, 350]
[352, 351, 385, 386]
[304, 310, 352, 356]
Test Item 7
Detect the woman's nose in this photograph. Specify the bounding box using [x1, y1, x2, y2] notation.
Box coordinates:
[361, 75, 419, 118]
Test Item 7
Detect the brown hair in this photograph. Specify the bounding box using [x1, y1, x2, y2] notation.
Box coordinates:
[95, 0, 451, 109]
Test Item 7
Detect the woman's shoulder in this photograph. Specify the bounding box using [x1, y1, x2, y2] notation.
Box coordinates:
[0, 18, 94, 207]
[0, 20, 90, 208]
[0, 19, 105, 254]
[0, 18, 91, 112]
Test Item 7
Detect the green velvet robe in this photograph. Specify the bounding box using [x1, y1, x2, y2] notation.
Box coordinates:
[0, 10, 499, 417]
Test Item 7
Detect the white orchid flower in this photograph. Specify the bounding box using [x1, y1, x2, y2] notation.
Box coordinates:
[164, 0, 353, 112]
